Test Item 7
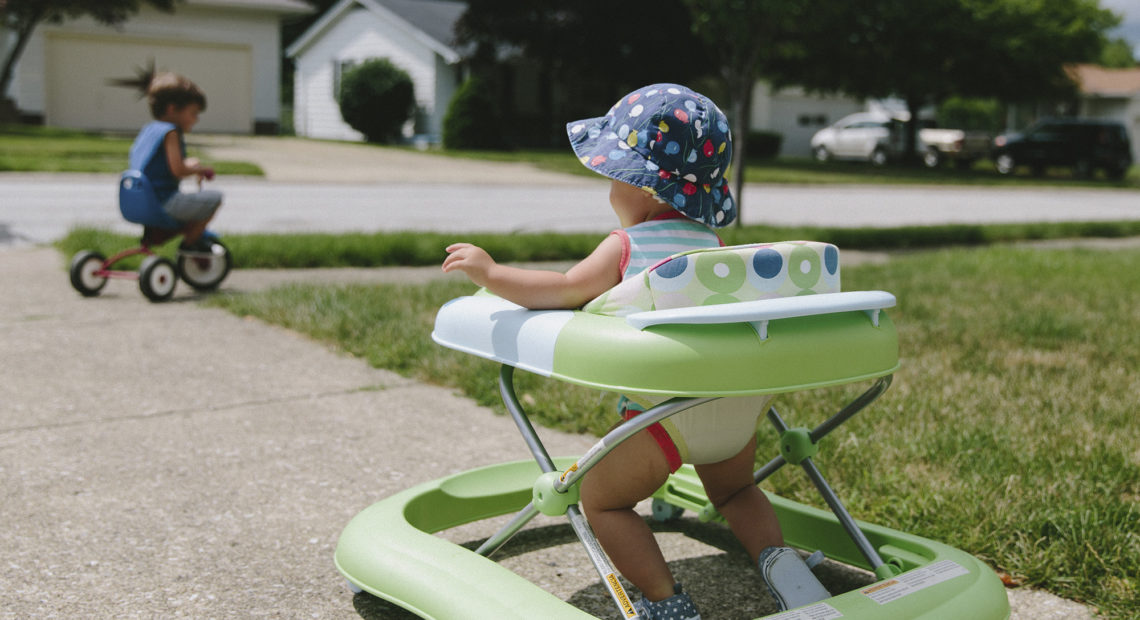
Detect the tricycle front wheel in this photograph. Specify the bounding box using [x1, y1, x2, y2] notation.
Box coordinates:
[177, 240, 231, 291]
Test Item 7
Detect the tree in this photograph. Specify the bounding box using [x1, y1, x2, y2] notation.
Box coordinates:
[684, 0, 806, 225]
[770, 0, 1120, 161]
[455, 0, 712, 147]
[1100, 37, 1137, 67]
[1, 0, 177, 103]
[338, 58, 415, 144]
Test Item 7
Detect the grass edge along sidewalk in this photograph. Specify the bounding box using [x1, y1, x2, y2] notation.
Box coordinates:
[56, 220, 1140, 270]
[202, 246, 1140, 618]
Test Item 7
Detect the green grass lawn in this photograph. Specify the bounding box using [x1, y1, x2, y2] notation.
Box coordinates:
[208, 246, 1139, 617]
[55, 220, 1140, 272]
[0, 124, 262, 175]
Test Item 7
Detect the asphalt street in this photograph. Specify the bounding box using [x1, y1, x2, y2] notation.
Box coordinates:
[3, 172, 1140, 246]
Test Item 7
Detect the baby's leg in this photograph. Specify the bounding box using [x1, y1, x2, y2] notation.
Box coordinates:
[580, 429, 674, 602]
[694, 437, 784, 563]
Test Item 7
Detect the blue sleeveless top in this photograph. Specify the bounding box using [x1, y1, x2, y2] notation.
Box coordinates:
[128, 121, 182, 205]
[615, 214, 722, 281]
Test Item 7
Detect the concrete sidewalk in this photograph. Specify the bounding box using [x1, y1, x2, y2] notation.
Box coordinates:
[1, 247, 1094, 619]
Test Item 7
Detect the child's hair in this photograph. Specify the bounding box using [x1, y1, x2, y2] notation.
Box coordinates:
[147, 72, 207, 118]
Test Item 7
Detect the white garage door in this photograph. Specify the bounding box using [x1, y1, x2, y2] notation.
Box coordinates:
[45, 32, 252, 133]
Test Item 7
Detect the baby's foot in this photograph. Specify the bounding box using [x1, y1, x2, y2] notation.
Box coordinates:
[758, 546, 831, 610]
[632, 583, 700, 620]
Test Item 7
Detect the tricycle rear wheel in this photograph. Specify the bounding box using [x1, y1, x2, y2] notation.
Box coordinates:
[69, 251, 108, 297]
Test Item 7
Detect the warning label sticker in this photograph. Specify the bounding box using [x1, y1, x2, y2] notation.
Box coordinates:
[861, 560, 969, 605]
[766, 602, 843, 620]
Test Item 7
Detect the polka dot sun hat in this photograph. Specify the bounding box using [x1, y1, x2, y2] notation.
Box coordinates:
[566, 83, 735, 228]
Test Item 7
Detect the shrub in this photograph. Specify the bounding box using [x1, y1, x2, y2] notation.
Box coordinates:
[746, 130, 783, 159]
[443, 77, 506, 150]
[937, 97, 1004, 134]
[339, 58, 415, 143]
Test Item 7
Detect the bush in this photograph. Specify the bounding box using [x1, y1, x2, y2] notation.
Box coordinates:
[443, 77, 506, 150]
[937, 96, 1004, 134]
[746, 130, 783, 159]
[339, 58, 415, 143]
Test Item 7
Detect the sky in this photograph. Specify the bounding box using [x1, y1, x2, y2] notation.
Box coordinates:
[1102, 0, 1140, 56]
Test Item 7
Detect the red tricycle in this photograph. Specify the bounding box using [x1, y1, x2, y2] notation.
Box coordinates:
[68, 170, 232, 302]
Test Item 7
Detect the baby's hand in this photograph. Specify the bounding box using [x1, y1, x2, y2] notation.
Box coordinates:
[442, 243, 495, 286]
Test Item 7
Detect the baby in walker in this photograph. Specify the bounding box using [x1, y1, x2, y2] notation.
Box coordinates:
[127, 71, 221, 251]
[443, 84, 831, 618]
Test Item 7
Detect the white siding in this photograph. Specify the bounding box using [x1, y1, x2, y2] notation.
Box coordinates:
[1079, 96, 1140, 163]
[8, 3, 284, 131]
[751, 82, 865, 158]
[292, 6, 457, 141]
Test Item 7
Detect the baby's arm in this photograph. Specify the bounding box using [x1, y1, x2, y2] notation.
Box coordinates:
[442, 234, 623, 310]
[163, 131, 215, 180]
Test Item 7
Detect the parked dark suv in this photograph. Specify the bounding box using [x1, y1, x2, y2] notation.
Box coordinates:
[991, 118, 1133, 180]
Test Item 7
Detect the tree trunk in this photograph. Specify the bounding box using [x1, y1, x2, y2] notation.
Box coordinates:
[903, 96, 922, 165]
[729, 77, 751, 228]
[0, 12, 43, 103]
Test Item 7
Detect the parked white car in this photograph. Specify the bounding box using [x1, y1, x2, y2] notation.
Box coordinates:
[811, 113, 891, 165]
[811, 112, 990, 168]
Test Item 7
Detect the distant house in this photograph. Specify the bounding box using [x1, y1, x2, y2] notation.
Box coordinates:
[2, 0, 311, 134]
[750, 82, 866, 158]
[1068, 63, 1140, 162]
[286, 0, 466, 142]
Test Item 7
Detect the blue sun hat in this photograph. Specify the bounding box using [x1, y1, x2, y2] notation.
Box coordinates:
[567, 83, 735, 228]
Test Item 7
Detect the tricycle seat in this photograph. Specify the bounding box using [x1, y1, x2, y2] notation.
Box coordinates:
[119, 170, 180, 230]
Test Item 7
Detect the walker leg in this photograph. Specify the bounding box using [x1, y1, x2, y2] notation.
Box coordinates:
[475, 501, 541, 558]
[565, 504, 641, 619]
[767, 407, 890, 576]
[500, 365, 557, 473]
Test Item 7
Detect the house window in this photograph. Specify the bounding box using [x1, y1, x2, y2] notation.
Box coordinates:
[333, 59, 358, 101]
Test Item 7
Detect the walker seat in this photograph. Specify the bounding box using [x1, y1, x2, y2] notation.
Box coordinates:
[335, 242, 1010, 619]
[66, 170, 231, 302]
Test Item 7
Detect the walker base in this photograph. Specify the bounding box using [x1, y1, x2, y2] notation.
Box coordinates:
[335, 459, 1010, 620]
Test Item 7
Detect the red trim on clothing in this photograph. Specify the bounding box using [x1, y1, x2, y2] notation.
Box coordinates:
[651, 210, 688, 221]
[622, 407, 682, 473]
[610, 229, 632, 279]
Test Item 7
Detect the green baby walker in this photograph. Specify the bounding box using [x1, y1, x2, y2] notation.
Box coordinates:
[334, 241, 1010, 619]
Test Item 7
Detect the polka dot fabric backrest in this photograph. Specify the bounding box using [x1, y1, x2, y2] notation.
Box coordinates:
[583, 241, 841, 317]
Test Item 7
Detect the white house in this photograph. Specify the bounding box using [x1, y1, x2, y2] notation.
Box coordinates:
[286, 0, 465, 142]
[750, 82, 866, 158]
[2, 0, 310, 134]
[1068, 63, 1140, 163]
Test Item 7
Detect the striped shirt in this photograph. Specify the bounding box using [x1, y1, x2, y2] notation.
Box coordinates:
[614, 212, 723, 281]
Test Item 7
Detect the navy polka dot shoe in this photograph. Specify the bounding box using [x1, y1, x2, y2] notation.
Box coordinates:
[632, 583, 701, 620]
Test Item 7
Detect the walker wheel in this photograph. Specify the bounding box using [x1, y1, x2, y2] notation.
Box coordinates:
[177, 240, 232, 291]
[345, 579, 363, 594]
[139, 255, 177, 302]
[651, 498, 685, 522]
[69, 250, 108, 297]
